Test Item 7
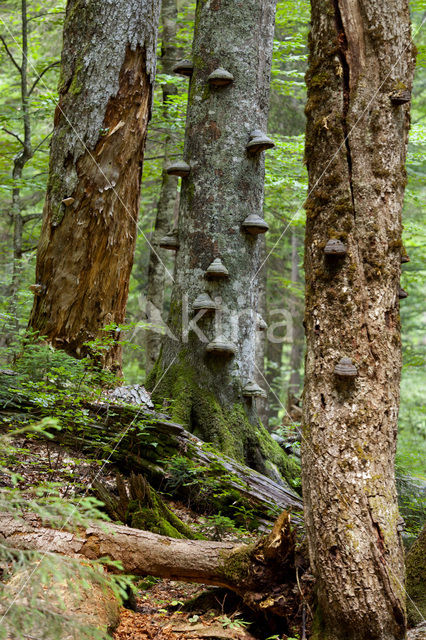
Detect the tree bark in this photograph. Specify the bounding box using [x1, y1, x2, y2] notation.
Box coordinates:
[0, 511, 305, 620]
[255, 240, 269, 427]
[148, 0, 285, 481]
[287, 228, 303, 419]
[302, 1, 415, 638]
[145, 0, 180, 372]
[28, 0, 161, 372]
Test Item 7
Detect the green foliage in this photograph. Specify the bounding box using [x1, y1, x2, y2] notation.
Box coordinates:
[164, 455, 259, 529]
[0, 421, 134, 640]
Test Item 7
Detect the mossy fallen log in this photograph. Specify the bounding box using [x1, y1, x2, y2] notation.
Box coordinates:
[0, 382, 303, 523]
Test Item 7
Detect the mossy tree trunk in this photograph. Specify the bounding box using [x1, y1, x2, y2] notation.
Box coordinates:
[28, 0, 161, 373]
[302, 0, 415, 639]
[149, 0, 292, 483]
[145, 0, 180, 372]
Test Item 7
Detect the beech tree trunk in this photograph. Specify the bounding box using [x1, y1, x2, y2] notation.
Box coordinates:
[145, 0, 180, 372]
[28, 0, 161, 372]
[148, 0, 290, 482]
[287, 228, 303, 418]
[302, 1, 415, 639]
[0, 511, 304, 621]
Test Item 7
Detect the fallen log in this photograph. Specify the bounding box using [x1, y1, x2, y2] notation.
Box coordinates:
[0, 511, 310, 622]
[1, 381, 303, 522]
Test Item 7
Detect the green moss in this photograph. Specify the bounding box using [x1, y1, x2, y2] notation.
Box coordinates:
[127, 483, 196, 540]
[220, 545, 254, 585]
[147, 357, 300, 487]
[406, 525, 426, 626]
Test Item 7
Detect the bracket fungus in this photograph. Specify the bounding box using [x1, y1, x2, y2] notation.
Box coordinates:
[166, 161, 190, 178]
[193, 293, 217, 312]
[172, 60, 193, 77]
[242, 380, 267, 398]
[207, 67, 234, 87]
[398, 288, 408, 299]
[62, 197, 75, 207]
[205, 257, 229, 279]
[242, 213, 269, 235]
[159, 229, 179, 251]
[29, 284, 44, 296]
[246, 130, 275, 154]
[206, 336, 236, 356]
[401, 247, 410, 264]
[324, 238, 347, 257]
[334, 357, 358, 378]
[390, 89, 411, 105]
[256, 315, 267, 331]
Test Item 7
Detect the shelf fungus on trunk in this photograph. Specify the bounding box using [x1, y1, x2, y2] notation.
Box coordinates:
[242, 380, 267, 399]
[398, 287, 408, 299]
[159, 229, 179, 251]
[242, 213, 269, 235]
[333, 357, 358, 378]
[206, 336, 236, 357]
[401, 247, 410, 264]
[324, 238, 347, 257]
[172, 60, 193, 77]
[256, 314, 267, 331]
[390, 89, 411, 105]
[61, 197, 75, 207]
[205, 257, 229, 279]
[246, 130, 274, 154]
[193, 293, 217, 312]
[29, 284, 44, 296]
[166, 161, 190, 177]
[207, 67, 234, 87]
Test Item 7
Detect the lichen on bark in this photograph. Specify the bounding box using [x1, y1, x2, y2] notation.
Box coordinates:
[150, 0, 291, 483]
[302, 0, 416, 638]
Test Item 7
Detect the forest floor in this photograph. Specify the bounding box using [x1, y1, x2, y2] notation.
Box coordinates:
[113, 578, 259, 640]
[3, 433, 274, 640]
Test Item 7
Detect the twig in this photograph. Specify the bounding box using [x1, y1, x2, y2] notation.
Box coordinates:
[33, 131, 52, 153]
[28, 62, 60, 96]
[22, 213, 42, 224]
[2, 127, 24, 147]
[0, 35, 21, 73]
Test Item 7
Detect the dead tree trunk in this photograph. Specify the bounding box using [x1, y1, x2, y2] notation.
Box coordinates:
[302, 0, 415, 638]
[0, 511, 307, 621]
[28, 0, 161, 373]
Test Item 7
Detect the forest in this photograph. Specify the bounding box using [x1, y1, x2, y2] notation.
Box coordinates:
[0, 1, 425, 639]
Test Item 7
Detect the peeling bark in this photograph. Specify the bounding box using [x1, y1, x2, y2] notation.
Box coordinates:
[302, 0, 415, 638]
[28, 0, 161, 372]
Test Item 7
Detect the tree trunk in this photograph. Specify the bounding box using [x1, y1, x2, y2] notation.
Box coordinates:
[7, 1, 33, 330]
[286, 228, 303, 420]
[265, 254, 285, 427]
[255, 240, 269, 428]
[302, 1, 415, 638]
[148, 0, 287, 481]
[145, 0, 180, 372]
[28, 0, 161, 373]
[0, 511, 306, 621]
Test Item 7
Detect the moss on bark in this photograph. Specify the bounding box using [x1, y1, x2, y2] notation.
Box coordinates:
[147, 358, 299, 487]
[406, 524, 426, 626]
